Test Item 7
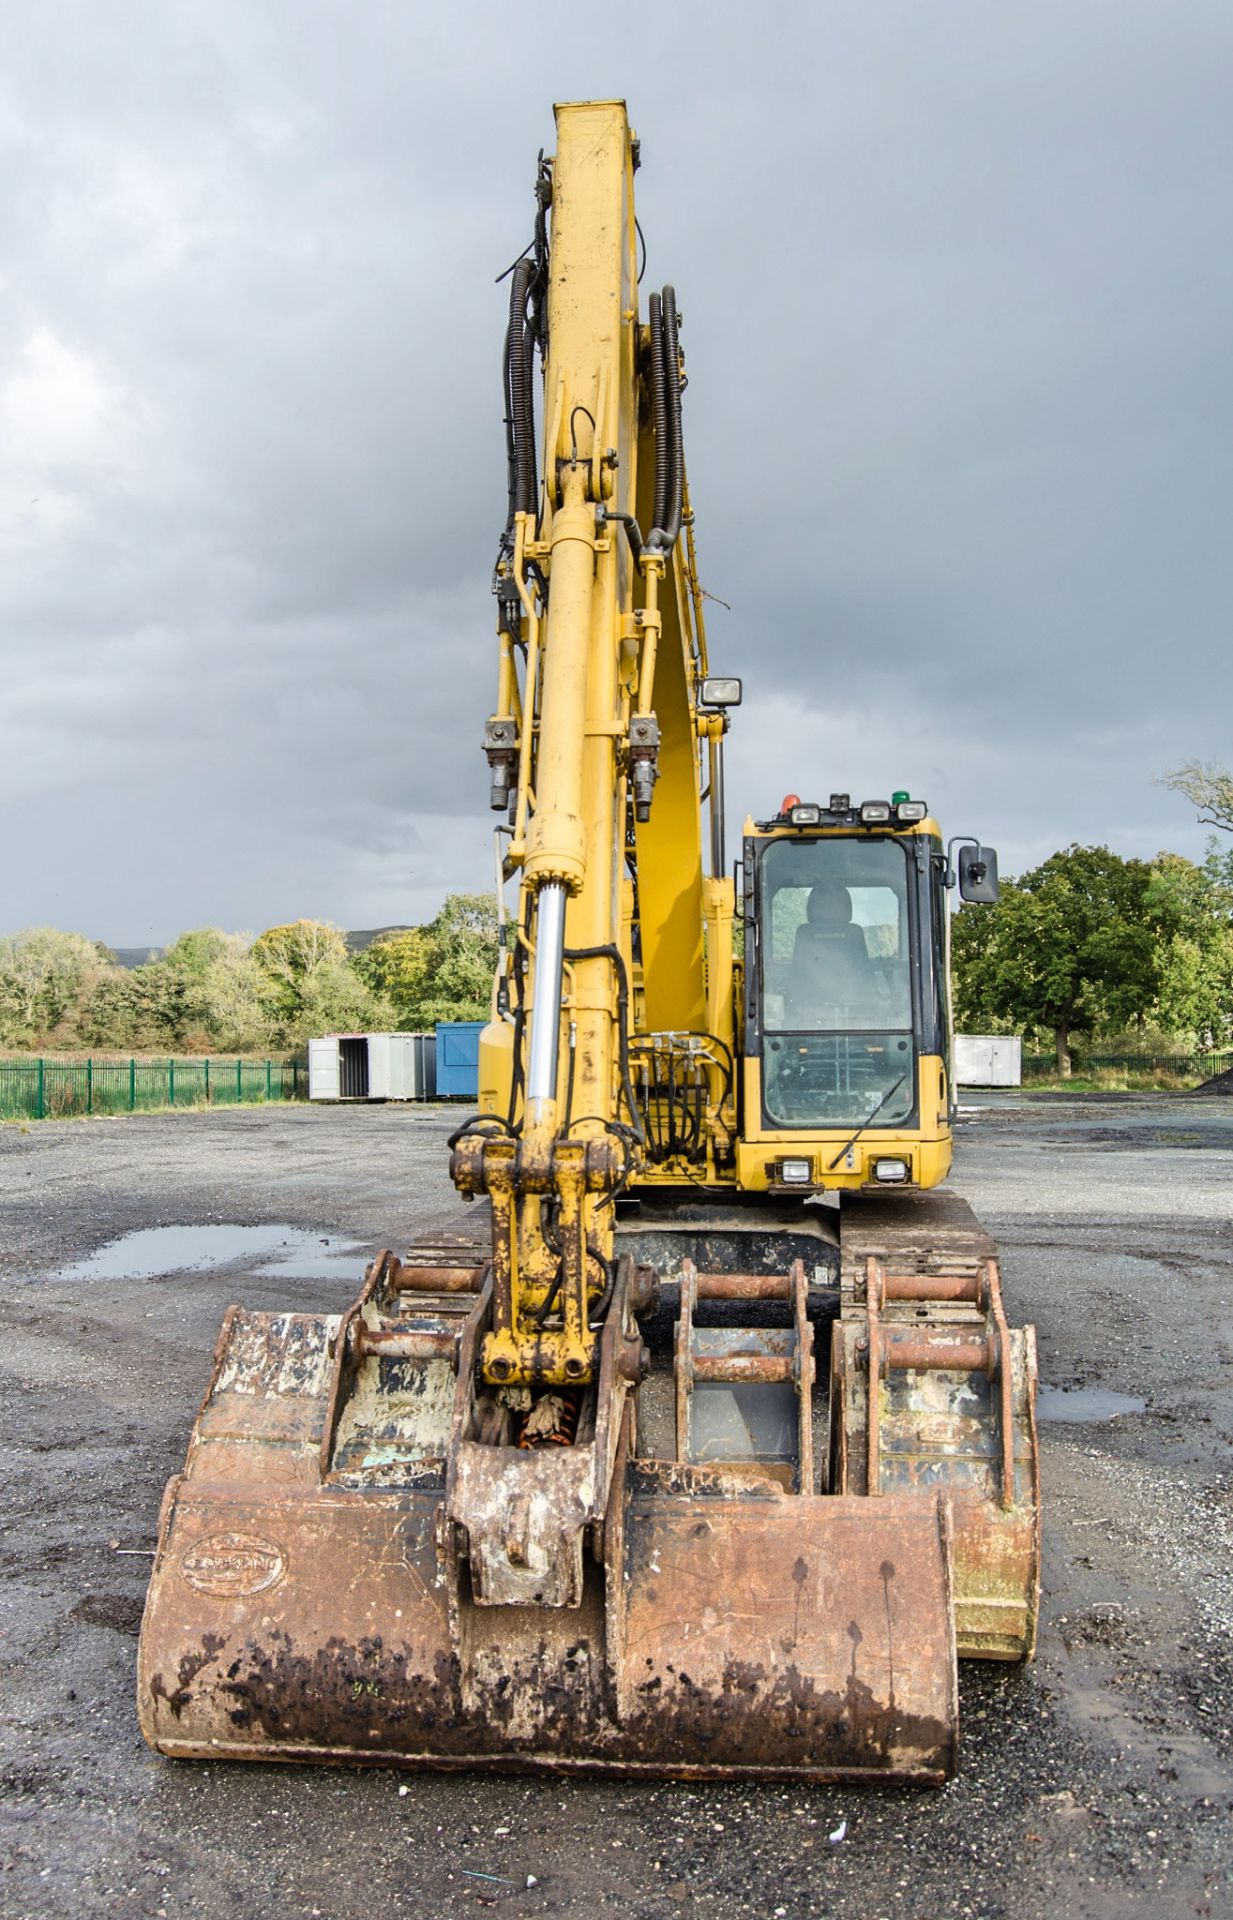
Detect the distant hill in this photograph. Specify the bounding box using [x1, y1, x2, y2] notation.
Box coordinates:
[344, 927, 415, 953]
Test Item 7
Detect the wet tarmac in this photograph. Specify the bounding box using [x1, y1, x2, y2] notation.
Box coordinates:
[0, 1095, 1230, 1919]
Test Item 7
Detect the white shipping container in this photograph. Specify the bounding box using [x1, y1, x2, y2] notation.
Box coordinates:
[308, 1033, 436, 1101]
[954, 1034, 1022, 1087]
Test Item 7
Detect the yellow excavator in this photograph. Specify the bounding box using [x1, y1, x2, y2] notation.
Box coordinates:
[139, 101, 1038, 1783]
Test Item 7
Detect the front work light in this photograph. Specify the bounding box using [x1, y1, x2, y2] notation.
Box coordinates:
[790, 803, 821, 825]
[701, 675, 743, 707]
[873, 1158, 910, 1182]
[859, 801, 892, 824]
[779, 1157, 813, 1184]
[895, 801, 928, 822]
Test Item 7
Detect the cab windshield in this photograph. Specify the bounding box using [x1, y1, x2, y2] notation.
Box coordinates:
[758, 836, 915, 1128]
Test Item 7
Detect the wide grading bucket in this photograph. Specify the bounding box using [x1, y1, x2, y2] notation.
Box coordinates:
[138, 1250, 960, 1782]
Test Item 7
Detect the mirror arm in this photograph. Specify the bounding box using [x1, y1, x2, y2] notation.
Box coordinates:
[945, 835, 979, 890]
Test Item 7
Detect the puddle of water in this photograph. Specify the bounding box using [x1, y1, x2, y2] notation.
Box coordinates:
[1037, 1385, 1147, 1423]
[251, 1241, 371, 1281]
[59, 1224, 370, 1284]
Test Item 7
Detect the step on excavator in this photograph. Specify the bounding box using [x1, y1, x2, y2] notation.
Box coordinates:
[138, 100, 1039, 1783]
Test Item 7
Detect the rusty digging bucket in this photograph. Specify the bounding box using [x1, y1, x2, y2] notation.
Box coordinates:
[138, 1247, 1037, 1781]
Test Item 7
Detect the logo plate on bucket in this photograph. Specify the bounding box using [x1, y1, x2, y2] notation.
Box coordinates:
[180, 1531, 286, 1596]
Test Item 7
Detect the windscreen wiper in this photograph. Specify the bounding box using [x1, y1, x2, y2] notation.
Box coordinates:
[826, 1071, 908, 1172]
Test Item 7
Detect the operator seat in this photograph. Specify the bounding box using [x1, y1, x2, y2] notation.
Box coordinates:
[789, 884, 874, 1016]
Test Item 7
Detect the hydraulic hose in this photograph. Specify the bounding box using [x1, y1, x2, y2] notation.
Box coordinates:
[501, 310, 517, 540]
[561, 944, 647, 1146]
[602, 286, 683, 566]
[646, 285, 684, 554]
[648, 292, 669, 536]
[505, 931, 528, 1134]
[661, 286, 683, 542]
[506, 258, 536, 522]
[520, 299, 539, 515]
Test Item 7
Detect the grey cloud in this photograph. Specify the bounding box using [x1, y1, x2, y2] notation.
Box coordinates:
[2, 1, 1229, 943]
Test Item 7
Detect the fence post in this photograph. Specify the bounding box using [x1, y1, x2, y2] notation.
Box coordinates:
[37, 1057, 45, 1120]
[130, 1058, 136, 1111]
[86, 1057, 93, 1115]
[236, 1058, 243, 1102]
[204, 1057, 210, 1103]
[169, 1057, 175, 1106]
[266, 1059, 272, 1101]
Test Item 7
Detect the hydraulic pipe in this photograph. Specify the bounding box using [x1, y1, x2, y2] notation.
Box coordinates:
[526, 881, 568, 1109]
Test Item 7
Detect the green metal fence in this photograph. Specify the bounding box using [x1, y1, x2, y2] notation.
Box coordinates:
[1021, 1051, 1232, 1081]
[0, 1056, 305, 1121]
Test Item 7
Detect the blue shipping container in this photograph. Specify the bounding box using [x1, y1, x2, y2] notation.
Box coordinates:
[435, 1021, 485, 1098]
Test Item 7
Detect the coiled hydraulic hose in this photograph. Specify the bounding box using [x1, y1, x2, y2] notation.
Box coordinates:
[647, 285, 683, 554]
[648, 291, 669, 535]
[505, 258, 538, 523]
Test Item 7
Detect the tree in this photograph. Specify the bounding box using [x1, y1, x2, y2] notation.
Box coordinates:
[1146, 852, 1233, 1048]
[251, 920, 352, 1009]
[416, 894, 500, 1025]
[358, 894, 499, 1028]
[354, 927, 433, 1023]
[74, 967, 146, 1051]
[952, 846, 1160, 1075]
[188, 935, 273, 1052]
[139, 929, 272, 1052]
[251, 919, 392, 1045]
[1160, 761, 1233, 834]
[0, 928, 108, 1046]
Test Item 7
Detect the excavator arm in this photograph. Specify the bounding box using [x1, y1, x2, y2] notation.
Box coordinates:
[454, 99, 735, 1393]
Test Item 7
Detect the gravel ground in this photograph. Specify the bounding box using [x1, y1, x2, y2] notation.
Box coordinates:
[1, 1096, 1230, 1920]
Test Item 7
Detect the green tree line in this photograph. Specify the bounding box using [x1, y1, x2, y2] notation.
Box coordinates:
[952, 843, 1233, 1074]
[6, 767, 1231, 1074]
[0, 895, 499, 1055]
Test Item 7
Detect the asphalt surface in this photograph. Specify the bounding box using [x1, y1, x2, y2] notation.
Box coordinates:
[1, 1095, 1230, 1919]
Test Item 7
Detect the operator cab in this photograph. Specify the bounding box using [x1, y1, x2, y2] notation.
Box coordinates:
[756, 827, 921, 1131]
[740, 793, 996, 1183]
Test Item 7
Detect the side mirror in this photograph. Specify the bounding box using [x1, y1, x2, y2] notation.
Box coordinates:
[958, 844, 1000, 903]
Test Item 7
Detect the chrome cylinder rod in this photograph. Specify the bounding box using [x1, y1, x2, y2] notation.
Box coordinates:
[526, 880, 568, 1108]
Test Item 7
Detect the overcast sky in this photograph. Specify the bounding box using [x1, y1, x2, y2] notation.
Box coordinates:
[2, 2, 1230, 945]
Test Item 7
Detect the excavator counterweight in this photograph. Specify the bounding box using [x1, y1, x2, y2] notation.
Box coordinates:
[139, 100, 1038, 1784]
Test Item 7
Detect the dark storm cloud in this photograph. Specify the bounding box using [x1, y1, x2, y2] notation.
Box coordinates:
[2, 1, 1230, 943]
